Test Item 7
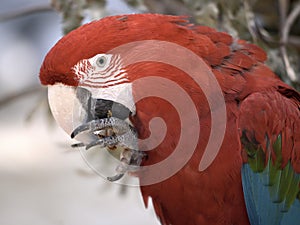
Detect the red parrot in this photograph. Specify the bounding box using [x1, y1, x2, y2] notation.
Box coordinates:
[39, 14, 300, 225]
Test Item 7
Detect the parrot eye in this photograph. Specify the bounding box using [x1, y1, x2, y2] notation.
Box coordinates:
[96, 56, 108, 68]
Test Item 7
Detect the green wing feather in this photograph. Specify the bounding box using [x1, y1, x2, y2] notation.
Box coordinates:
[242, 133, 300, 212]
[239, 88, 300, 225]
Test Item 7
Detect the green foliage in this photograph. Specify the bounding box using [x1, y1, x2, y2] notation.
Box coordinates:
[51, 0, 107, 34]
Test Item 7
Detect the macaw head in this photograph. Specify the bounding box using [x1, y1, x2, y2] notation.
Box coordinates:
[40, 14, 191, 135]
[39, 14, 226, 182]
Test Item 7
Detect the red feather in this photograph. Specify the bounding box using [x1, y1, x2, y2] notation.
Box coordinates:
[39, 14, 300, 225]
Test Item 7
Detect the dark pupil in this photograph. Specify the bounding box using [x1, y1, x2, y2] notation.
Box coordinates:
[99, 58, 104, 64]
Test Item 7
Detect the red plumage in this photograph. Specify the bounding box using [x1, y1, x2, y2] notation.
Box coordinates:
[39, 14, 300, 225]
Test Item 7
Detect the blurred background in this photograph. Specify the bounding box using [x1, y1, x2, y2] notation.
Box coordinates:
[0, 0, 299, 225]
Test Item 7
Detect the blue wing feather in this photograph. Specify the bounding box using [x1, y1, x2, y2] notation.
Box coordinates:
[281, 199, 300, 225]
[242, 164, 300, 225]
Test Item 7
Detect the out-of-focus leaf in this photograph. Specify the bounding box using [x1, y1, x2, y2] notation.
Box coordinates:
[51, 0, 107, 34]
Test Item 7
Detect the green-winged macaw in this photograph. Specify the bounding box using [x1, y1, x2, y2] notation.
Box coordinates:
[39, 14, 300, 225]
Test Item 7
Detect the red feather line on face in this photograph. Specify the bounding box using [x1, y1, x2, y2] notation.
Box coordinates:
[72, 54, 129, 88]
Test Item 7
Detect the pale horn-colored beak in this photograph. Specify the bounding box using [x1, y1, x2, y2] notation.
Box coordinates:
[48, 83, 95, 144]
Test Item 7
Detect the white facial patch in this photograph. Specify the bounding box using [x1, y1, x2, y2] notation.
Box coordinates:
[72, 53, 129, 88]
[72, 53, 135, 114]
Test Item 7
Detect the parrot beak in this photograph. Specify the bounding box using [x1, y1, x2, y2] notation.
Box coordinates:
[48, 83, 135, 145]
[48, 83, 84, 136]
[48, 82, 144, 182]
[48, 83, 134, 130]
